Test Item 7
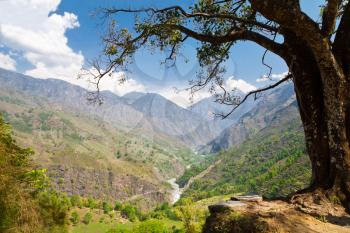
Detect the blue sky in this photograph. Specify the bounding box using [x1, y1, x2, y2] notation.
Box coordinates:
[0, 0, 323, 106]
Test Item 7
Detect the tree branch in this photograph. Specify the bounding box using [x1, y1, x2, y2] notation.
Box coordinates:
[249, 0, 321, 37]
[160, 24, 286, 58]
[217, 74, 292, 119]
[104, 6, 279, 32]
[322, 0, 342, 37]
[333, 1, 350, 76]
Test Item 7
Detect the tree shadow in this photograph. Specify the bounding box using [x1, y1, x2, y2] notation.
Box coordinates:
[326, 215, 350, 227]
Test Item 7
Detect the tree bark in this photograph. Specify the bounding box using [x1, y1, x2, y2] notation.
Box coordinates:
[248, 0, 350, 211]
[286, 40, 334, 189]
[283, 32, 350, 211]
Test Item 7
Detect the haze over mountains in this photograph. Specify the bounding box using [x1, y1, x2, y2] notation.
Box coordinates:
[202, 84, 298, 153]
[0, 67, 302, 209]
[0, 68, 236, 149]
[0, 67, 299, 150]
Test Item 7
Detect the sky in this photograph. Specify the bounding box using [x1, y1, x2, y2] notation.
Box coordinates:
[0, 0, 323, 107]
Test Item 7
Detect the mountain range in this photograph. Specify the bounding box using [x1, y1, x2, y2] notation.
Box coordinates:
[0, 67, 305, 209]
[201, 83, 298, 153]
[0, 68, 242, 149]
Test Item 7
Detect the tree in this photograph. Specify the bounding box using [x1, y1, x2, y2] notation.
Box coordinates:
[121, 204, 139, 221]
[89, 1, 350, 211]
[114, 201, 122, 211]
[70, 211, 80, 225]
[83, 212, 93, 225]
[135, 219, 170, 233]
[102, 201, 113, 214]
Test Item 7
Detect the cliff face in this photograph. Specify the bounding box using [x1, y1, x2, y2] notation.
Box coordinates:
[49, 165, 168, 210]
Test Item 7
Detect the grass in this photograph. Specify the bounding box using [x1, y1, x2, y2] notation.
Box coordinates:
[71, 222, 132, 233]
[70, 216, 182, 233]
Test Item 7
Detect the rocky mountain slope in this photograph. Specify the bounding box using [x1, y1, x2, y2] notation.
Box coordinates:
[0, 68, 205, 209]
[201, 84, 298, 153]
[179, 83, 311, 200]
[0, 68, 224, 148]
[0, 68, 310, 210]
[188, 92, 255, 128]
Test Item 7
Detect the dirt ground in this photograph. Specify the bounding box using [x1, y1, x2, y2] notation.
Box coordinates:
[203, 199, 350, 233]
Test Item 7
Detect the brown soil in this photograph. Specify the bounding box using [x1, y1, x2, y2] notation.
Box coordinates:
[203, 199, 350, 233]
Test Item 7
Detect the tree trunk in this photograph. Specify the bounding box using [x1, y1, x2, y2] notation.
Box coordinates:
[285, 34, 350, 211]
[290, 49, 333, 189]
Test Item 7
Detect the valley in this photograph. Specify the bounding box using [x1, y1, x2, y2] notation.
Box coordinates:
[2, 1, 350, 232]
[2, 68, 344, 232]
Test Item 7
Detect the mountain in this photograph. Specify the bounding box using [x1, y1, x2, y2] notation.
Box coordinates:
[188, 92, 255, 125]
[201, 84, 298, 153]
[179, 89, 311, 200]
[0, 68, 225, 148]
[0, 68, 207, 209]
[122, 92, 147, 104]
[187, 94, 256, 135]
[0, 67, 308, 209]
[129, 93, 225, 147]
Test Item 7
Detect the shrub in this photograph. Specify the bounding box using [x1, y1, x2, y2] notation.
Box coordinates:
[0, 114, 70, 232]
[174, 198, 206, 233]
[70, 195, 83, 208]
[37, 190, 71, 226]
[86, 197, 98, 209]
[135, 219, 170, 233]
[151, 203, 177, 220]
[114, 201, 122, 211]
[121, 204, 138, 222]
[70, 211, 80, 225]
[83, 212, 93, 225]
[103, 201, 113, 214]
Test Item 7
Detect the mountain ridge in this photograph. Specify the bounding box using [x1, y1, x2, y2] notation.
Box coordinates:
[200, 84, 297, 153]
[0, 68, 226, 148]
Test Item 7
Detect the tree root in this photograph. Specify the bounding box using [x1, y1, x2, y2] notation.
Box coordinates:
[289, 188, 347, 218]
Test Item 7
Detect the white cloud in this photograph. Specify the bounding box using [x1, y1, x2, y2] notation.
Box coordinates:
[155, 77, 257, 107]
[224, 77, 256, 93]
[256, 71, 288, 83]
[0, 0, 84, 81]
[104, 75, 146, 96]
[158, 87, 211, 108]
[0, 1, 147, 97]
[0, 52, 16, 71]
[80, 68, 146, 96]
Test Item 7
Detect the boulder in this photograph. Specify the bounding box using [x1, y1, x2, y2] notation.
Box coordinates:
[231, 195, 263, 202]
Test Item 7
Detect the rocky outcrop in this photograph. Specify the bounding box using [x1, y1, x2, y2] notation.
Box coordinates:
[203, 199, 350, 233]
[48, 165, 169, 209]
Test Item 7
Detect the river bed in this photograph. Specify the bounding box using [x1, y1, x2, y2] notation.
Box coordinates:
[167, 178, 182, 204]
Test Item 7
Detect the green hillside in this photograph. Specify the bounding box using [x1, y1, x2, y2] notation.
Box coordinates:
[180, 118, 312, 201]
[0, 89, 197, 209]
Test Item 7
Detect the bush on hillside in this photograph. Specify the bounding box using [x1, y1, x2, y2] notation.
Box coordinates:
[70, 211, 80, 225]
[0, 115, 70, 233]
[0, 115, 43, 232]
[83, 212, 93, 224]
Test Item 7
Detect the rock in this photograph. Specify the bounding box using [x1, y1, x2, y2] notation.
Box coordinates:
[208, 201, 247, 213]
[204, 200, 350, 233]
[231, 195, 263, 202]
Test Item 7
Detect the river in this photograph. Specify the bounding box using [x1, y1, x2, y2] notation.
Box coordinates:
[167, 178, 182, 204]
